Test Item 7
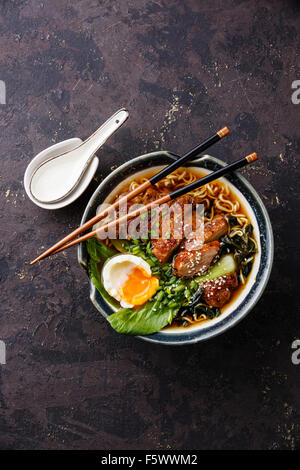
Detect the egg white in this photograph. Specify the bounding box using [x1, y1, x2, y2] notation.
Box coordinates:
[102, 254, 153, 308]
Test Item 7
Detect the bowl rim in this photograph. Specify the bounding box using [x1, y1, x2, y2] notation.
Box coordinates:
[78, 151, 274, 346]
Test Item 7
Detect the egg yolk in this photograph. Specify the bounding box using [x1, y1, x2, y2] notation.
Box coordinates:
[119, 267, 159, 306]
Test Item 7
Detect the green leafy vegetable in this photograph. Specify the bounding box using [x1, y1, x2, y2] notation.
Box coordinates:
[86, 237, 116, 262]
[177, 288, 204, 317]
[220, 223, 256, 281]
[111, 239, 131, 253]
[107, 295, 180, 335]
[194, 303, 221, 320]
[195, 254, 236, 284]
[245, 224, 253, 236]
[227, 215, 238, 227]
[221, 225, 256, 258]
[89, 257, 119, 309]
[86, 238, 119, 309]
[241, 262, 252, 277]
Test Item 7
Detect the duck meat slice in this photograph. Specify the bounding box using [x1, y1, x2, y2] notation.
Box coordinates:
[151, 238, 182, 264]
[173, 241, 220, 278]
[151, 196, 194, 263]
[181, 214, 228, 251]
[204, 214, 228, 242]
[202, 273, 238, 308]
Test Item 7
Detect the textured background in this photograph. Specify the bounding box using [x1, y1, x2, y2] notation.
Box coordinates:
[0, 0, 299, 450]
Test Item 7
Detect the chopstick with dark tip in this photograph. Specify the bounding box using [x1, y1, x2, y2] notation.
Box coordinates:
[39, 153, 258, 260]
[148, 126, 229, 184]
[30, 127, 229, 265]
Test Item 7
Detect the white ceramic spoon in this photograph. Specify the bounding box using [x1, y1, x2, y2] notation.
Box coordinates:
[29, 108, 129, 203]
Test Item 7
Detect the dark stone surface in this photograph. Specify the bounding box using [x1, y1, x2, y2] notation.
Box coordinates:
[0, 0, 299, 450]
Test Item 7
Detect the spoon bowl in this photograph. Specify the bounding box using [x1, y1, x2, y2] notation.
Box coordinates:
[24, 138, 99, 210]
[28, 108, 129, 204]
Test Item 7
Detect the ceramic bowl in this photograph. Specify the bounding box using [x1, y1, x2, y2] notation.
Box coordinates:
[78, 151, 274, 345]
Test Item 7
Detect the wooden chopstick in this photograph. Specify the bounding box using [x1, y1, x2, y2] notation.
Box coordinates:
[30, 127, 229, 265]
[41, 153, 258, 260]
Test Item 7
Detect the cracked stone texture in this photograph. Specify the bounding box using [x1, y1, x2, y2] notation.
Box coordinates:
[0, 0, 299, 450]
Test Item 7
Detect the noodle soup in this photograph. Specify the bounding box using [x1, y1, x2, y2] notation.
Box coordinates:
[87, 165, 259, 335]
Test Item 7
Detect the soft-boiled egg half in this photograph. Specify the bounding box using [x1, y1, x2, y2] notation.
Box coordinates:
[102, 254, 159, 308]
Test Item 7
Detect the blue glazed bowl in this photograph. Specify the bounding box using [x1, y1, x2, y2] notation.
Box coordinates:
[78, 151, 273, 345]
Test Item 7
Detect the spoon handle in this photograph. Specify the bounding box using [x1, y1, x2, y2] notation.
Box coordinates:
[81, 108, 129, 158]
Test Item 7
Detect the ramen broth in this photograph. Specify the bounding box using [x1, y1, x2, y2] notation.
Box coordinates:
[97, 166, 258, 329]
